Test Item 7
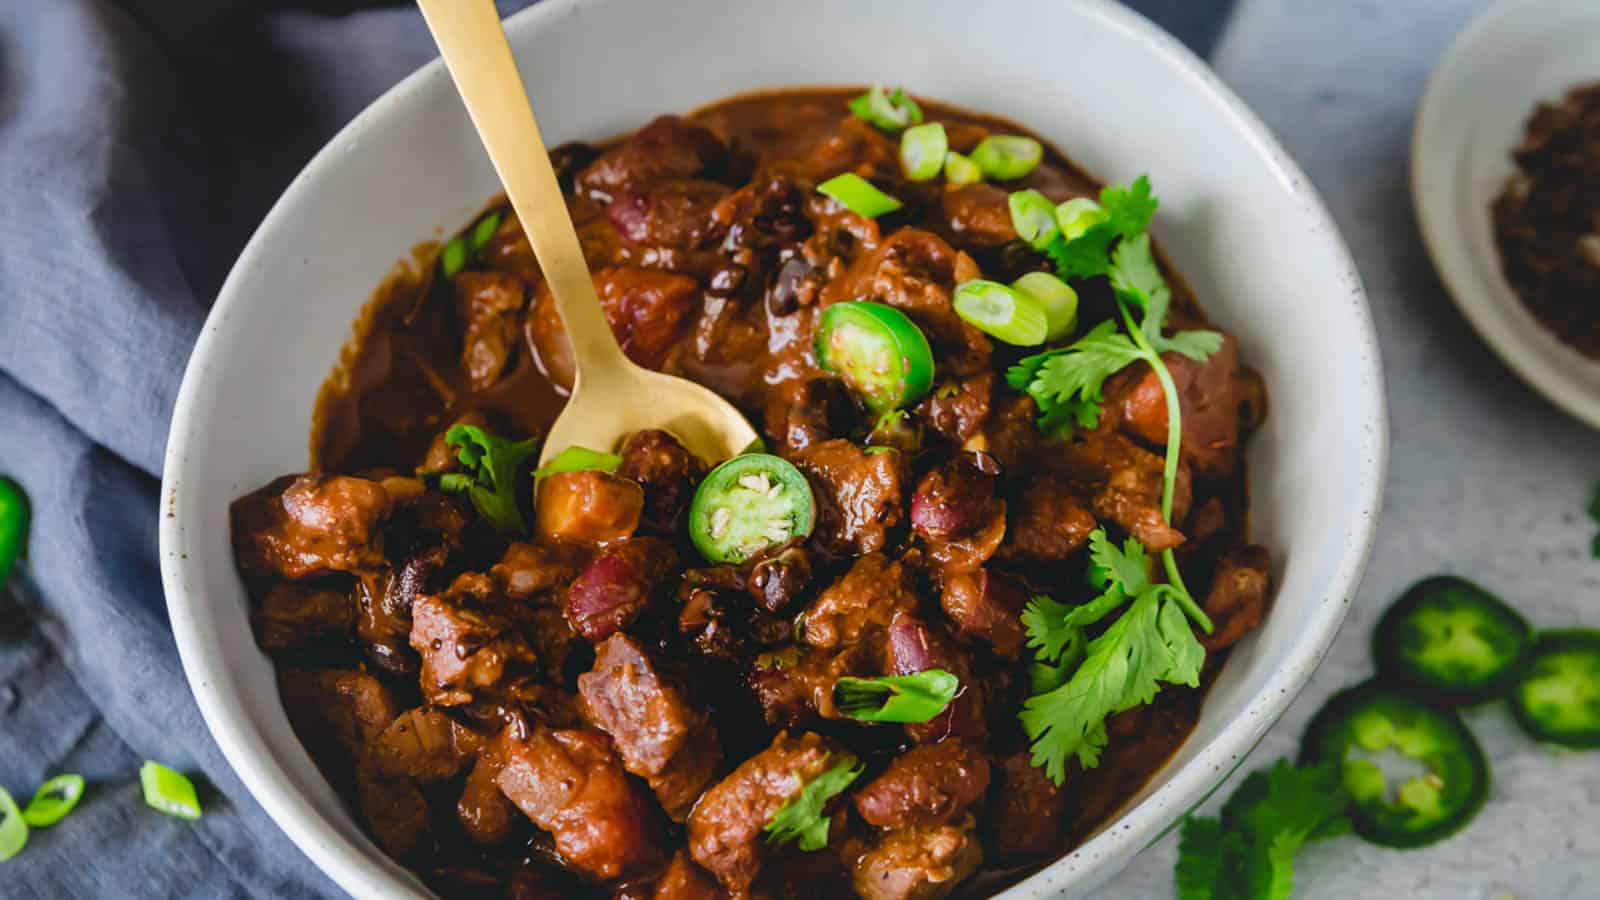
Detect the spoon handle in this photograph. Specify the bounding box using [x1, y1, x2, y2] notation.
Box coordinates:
[417, 0, 626, 377]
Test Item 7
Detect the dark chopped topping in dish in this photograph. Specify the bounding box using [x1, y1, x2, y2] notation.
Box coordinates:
[233, 88, 1273, 898]
[1493, 81, 1600, 357]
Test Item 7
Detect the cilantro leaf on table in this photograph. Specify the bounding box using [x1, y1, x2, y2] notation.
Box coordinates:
[763, 755, 863, 851]
[1018, 529, 1205, 784]
[438, 424, 540, 534]
[1176, 759, 1351, 900]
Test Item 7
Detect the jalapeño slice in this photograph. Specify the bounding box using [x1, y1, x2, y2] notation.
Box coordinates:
[1373, 576, 1532, 705]
[0, 476, 28, 589]
[1509, 629, 1600, 748]
[689, 454, 816, 564]
[815, 301, 935, 414]
[1300, 681, 1488, 848]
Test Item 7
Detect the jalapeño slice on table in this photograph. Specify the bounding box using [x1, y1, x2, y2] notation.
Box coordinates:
[815, 301, 935, 414]
[1300, 681, 1488, 848]
[1509, 629, 1600, 748]
[1373, 576, 1533, 705]
[0, 475, 28, 589]
[689, 454, 816, 564]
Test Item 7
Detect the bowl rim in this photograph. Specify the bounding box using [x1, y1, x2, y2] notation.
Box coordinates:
[159, 1, 1386, 897]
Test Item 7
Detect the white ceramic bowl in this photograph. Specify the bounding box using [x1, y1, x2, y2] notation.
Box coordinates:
[1412, 0, 1600, 430]
[159, 1, 1385, 897]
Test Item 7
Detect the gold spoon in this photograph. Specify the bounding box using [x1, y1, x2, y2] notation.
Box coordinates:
[417, 0, 758, 467]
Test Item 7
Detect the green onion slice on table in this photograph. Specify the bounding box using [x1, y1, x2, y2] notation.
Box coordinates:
[0, 786, 25, 862]
[953, 280, 1049, 346]
[21, 775, 85, 828]
[140, 762, 202, 821]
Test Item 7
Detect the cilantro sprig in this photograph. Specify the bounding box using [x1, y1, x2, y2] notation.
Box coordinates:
[437, 424, 540, 534]
[1018, 528, 1208, 784]
[762, 755, 863, 851]
[1176, 759, 1351, 900]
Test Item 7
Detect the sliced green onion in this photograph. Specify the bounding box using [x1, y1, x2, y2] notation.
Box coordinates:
[817, 173, 903, 219]
[140, 762, 201, 821]
[953, 280, 1049, 346]
[0, 786, 25, 861]
[833, 670, 960, 723]
[21, 775, 84, 828]
[1007, 189, 1060, 248]
[899, 123, 948, 182]
[469, 210, 504, 253]
[532, 445, 622, 481]
[0, 476, 28, 590]
[1055, 197, 1108, 241]
[971, 135, 1043, 180]
[943, 151, 982, 186]
[1012, 271, 1079, 341]
[848, 85, 922, 132]
[439, 236, 468, 278]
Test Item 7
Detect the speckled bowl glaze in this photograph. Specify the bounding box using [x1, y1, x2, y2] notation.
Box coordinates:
[158, 0, 1386, 896]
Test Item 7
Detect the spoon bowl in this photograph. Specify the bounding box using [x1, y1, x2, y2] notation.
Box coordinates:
[417, 0, 758, 466]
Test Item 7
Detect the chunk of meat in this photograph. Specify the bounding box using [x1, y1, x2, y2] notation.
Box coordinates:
[982, 395, 1048, 475]
[608, 178, 730, 248]
[914, 373, 994, 445]
[496, 727, 664, 881]
[709, 173, 812, 256]
[453, 270, 527, 391]
[579, 634, 722, 821]
[939, 569, 1028, 659]
[530, 266, 701, 388]
[652, 849, 727, 900]
[1058, 432, 1192, 553]
[616, 429, 707, 534]
[368, 708, 484, 782]
[356, 546, 445, 677]
[801, 115, 900, 179]
[678, 566, 792, 660]
[884, 614, 985, 743]
[1001, 473, 1096, 562]
[250, 582, 352, 650]
[457, 748, 516, 846]
[410, 574, 538, 706]
[564, 537, 678, 641]
[490, 541, 582, 601]
[762, 378, 859, 457]
[1201, 545, 1271, 651]
[577, 115, 728, 197]
[277, 669, 398, 775]
[987, 751, 1067, 861]
[536, 470, 644, 547]
[1104, 334, 1244, 479]
[356, 766, 430, 860]
[231, 475, 391, 579]
[745, 544, 813, 614]
[792, 439, 906, 557]
[748, 641, 874, 728]
[821, 229, 991, 376]
[848, 819, 982, 900]
[801, 554, 919, 650]
[853, 742, 990, 829]
[687, 731, 840, 893]
[939, 184, 1017, 249]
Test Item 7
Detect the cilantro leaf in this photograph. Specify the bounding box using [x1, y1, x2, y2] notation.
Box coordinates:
[1175, 759, 1352, 900]
[1041, 175, 1159, 280]
[1010, 321, 1141, 430]
[531, 445, 620, 481]
[834, 671, 959, 723]
[1108, 232, 1223, 360]
[1018, 574, 1205, 783]
[1022, 595, 1082, 663]
[763, 755, 863, 851]
[1022, 530, 1155, 666]
[439, 424, 540, 534]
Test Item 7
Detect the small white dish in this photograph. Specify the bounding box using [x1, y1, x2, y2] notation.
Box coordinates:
[159, 0, 1385, 897]
[1413, 0, 1600, 429]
